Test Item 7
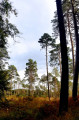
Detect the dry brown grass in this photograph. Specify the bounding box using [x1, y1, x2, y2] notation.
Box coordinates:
[0, 96, 79, 120]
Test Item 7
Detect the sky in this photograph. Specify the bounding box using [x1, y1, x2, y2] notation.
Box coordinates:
[8, 0, 56, 79]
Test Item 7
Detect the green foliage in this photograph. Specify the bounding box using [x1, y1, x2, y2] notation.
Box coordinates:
[0, 1, 20, 99]
[39, 72, 60, 98]
[25, 59, 38, 81]
[50, 44, 60, 66]
[51, 11, 59, 39]
[52, 67, 60, 77]
[0, 0, 19, 41]
[8, 65, 19, 93]
[0, 0, 19, 71]
[8, 65, 19, 79]
[38, 33, 53, 49]
[24, 59, 38, 96]
[0, 70, 10, 99]
[40, 74, 47, 83]
[34, 86, 43, 97]
[52, 76, 60, 98]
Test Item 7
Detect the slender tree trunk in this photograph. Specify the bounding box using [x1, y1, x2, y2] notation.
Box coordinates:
[28, 73, 31, 96]
[67, 10, 75, 70]
[14, 81, 15, 95]
[71, 0, 79, 100]
[10, 79, 12, 96]
[18, 82, 20, 95]
[46, 45, 50, 101]
[28, 79, 31, 96]
[58, 50, 62, 79]
[28, 85, 30, 96]
[56, 0, 69, 113]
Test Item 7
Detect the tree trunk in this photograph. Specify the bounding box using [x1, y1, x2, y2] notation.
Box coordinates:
[17, 83, 19, 95]
[71, 0, 79, 100]
[58, 50, 62, 79]
[14, 81, 15, 95]
[46, 45, 50, 101]
[10, 79, 12, 96]
[56, 0, 69, 114]
[28, 84, 31, 96]
[67, 10, 75, 71]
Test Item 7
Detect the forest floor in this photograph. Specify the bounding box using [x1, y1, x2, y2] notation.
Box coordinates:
[0, 96, 79, 120]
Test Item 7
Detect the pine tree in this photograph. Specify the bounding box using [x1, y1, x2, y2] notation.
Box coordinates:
[56, 0, 69, 113]
[38, 33, 53, 100]
[24, 59, 38, 96]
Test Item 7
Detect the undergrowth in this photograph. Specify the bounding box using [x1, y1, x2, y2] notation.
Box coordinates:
[0, 96, 79, 120]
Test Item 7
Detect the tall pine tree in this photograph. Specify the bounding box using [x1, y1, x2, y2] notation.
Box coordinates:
[56, 0, 69, 113]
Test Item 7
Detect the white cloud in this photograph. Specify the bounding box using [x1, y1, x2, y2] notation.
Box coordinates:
[9, 0, 55, 34]
[46, 0, 56, 12]
[38, 63, 52, 78]
[18, 70, 25, 79]
[8, 37, 40, 57]
[8, 0, 56, 78]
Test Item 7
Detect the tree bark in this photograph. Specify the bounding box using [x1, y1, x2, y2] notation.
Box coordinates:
[67, 10, 75, 71]
[46, 45, 50, 101]
[58, 50, 62, 79]
[28, 84, 31, 96]
[56, 0, 69, 113]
